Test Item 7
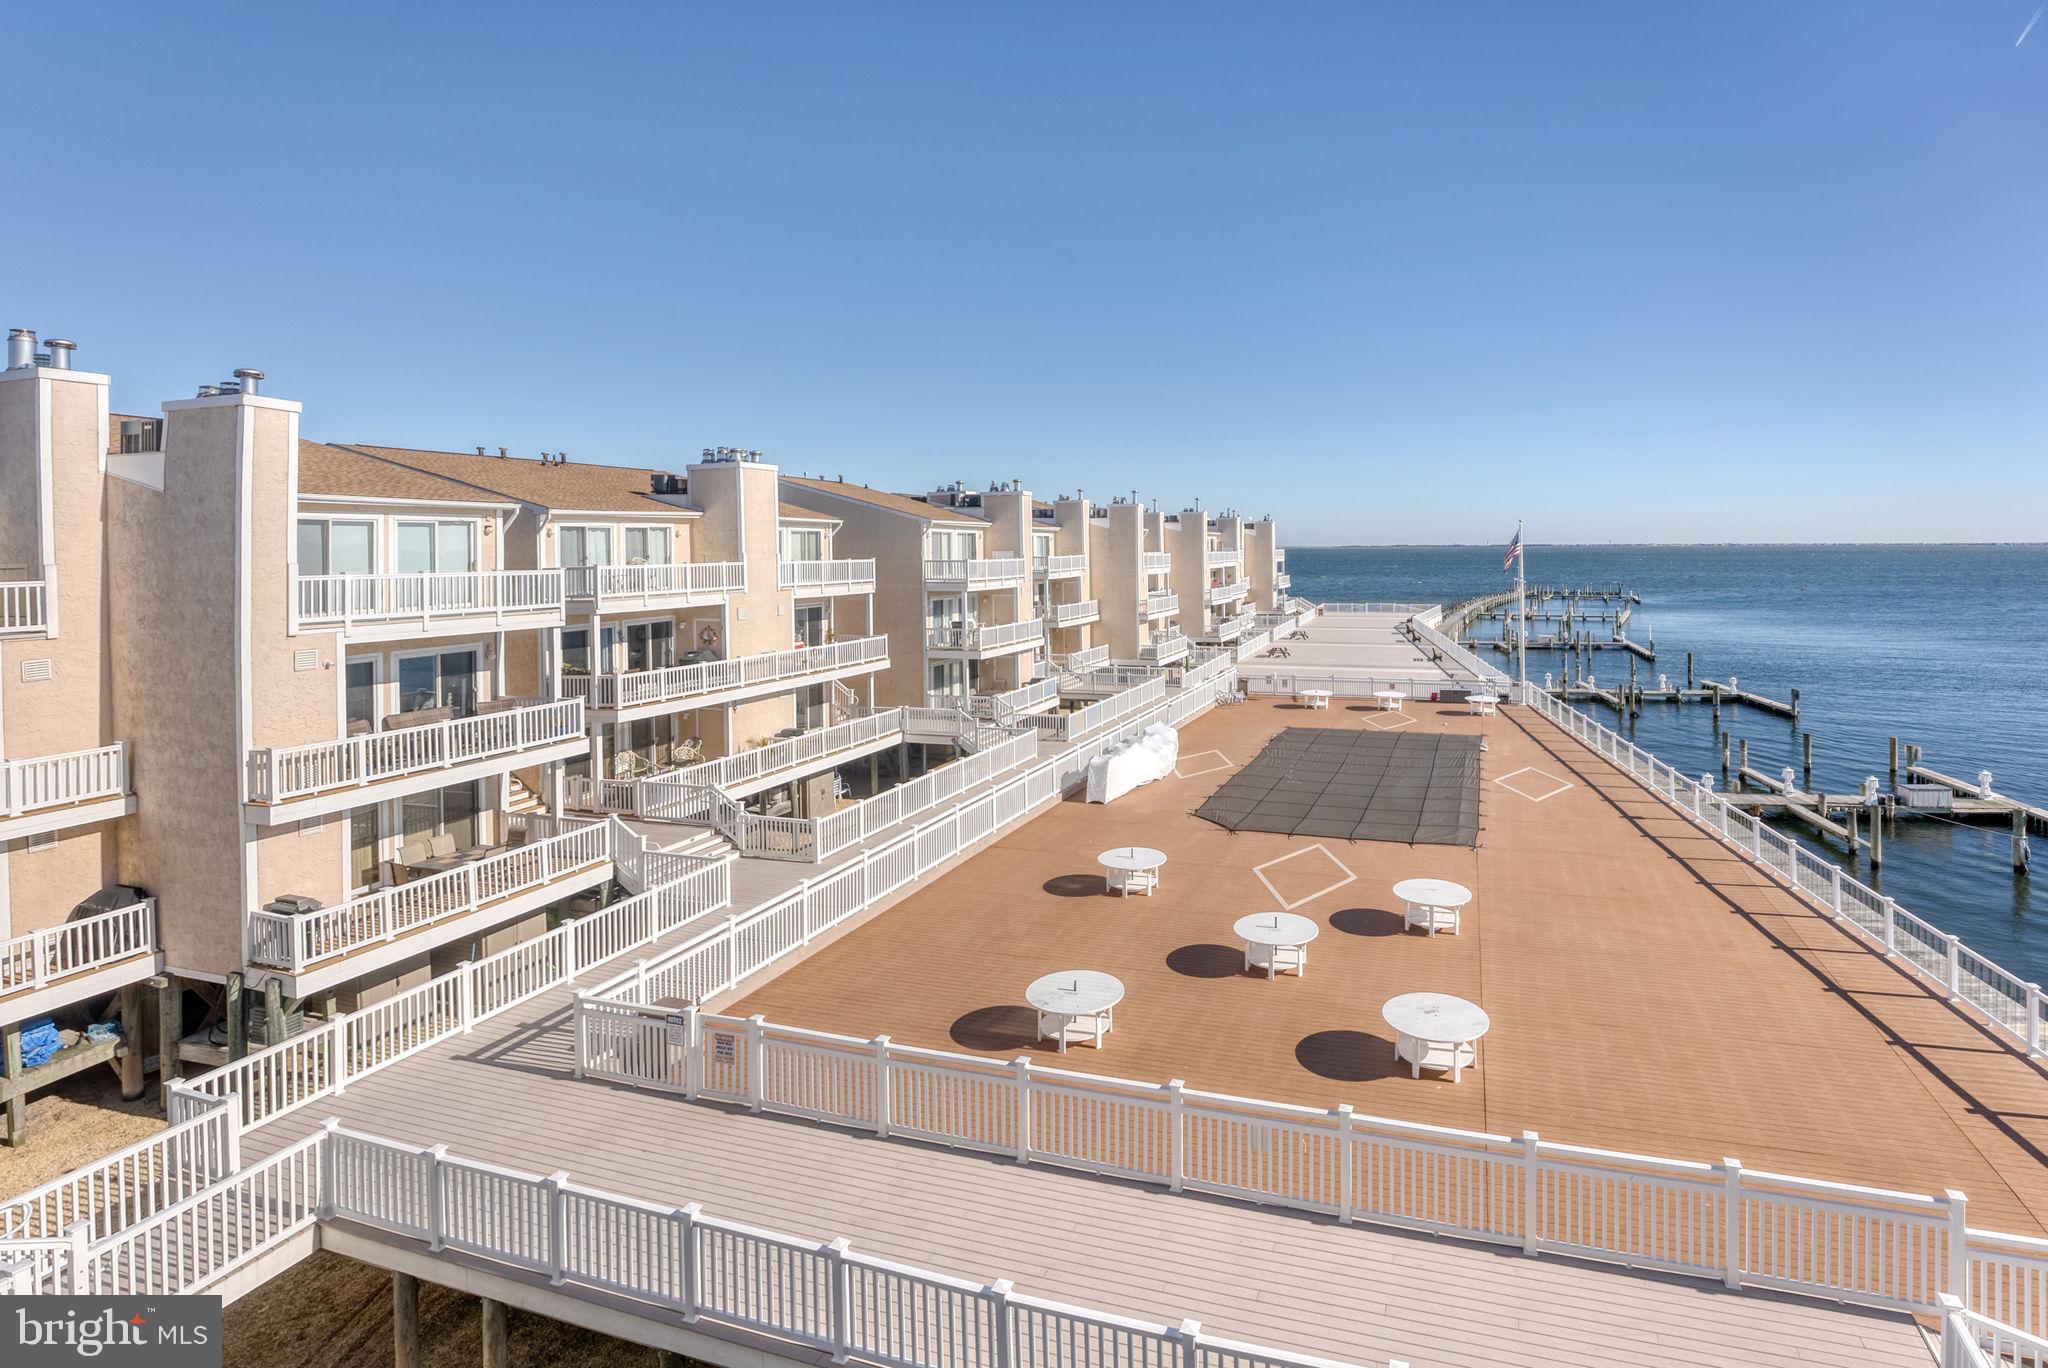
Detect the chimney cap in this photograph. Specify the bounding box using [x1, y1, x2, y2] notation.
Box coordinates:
[233, 367, 264, 381]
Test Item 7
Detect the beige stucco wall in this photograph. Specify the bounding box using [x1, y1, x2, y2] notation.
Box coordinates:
[1090, 503, 1144, 659]
[3, 825, 121, 938]
[780, 488, 929, 709]
[0, 374, 44, 579]
[689, 460, 796, 753]
[1245, 519, 1280, 611]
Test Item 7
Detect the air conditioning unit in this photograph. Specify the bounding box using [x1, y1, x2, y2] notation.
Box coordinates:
[263, 894, 325, 917]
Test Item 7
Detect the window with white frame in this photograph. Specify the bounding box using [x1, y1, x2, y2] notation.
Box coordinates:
[927, 529, 981, 560]
[780, 526, 824, 561]
[297, 518, 375, 576]
[396, 520, 476, 575]
[622, 525, 672, 565]
[559, 525, 613, 567]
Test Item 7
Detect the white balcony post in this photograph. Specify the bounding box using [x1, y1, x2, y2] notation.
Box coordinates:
[1173, 1318, 1201, 1368]
[458, 962, 475, 1033]
[329, 1018, 348, 1096]
[873, 1035, 892, 1137]
[746, 1013, 766, 1113]
[2027, 983, 2045, 1057]
[425, 1143, 450, 1251]
[985, 1279, 1015, 1368]
[676, 1201, 702, 1318]
[318, 1119, 340, 1220]
[64, 1219, 90, 1295]
[1946, 1190, 1970, 1300]
[1882, 897, 1898, 956]
[1333, 1104, 1354, 1224]
[1520, 1130, 1541, 1256]
[1166, 1078, 1185, 1193]
[684, 1006, 704, 1099]
[544, 1171, 570, 1285]
[1946, 934, 1964, 1002]
[1721, 1158, 1743, 1288]
[826, 1236, 853, 1362]
[1012, 1056, 1032, 1162]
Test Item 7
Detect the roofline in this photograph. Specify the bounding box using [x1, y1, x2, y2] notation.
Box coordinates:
[784, 479, 986, 527]
[298, 492, 521, 513]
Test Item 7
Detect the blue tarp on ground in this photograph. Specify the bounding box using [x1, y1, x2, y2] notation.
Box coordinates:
[17, 1017, 61, 1069]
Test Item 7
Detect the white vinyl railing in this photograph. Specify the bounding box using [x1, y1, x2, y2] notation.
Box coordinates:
[1054, 644, 1110, 672]
[1410, 615, 1511, 685]
[1142, 629, 1190, 664]
[580, 1002, 2048, 1346]
[247, 823, 613, 973]
[1207, 579, 1250, 604]
[563, 560, 746, 603]
[1317, 602, 1438, 615]
[295, 569, 564, 631]
[1520, 682, 2048, 1059]
[1939, 1298, 2048, 1368]
[1274, 572, 1292, 590]
[1144, 590, 1180, 618]
[1143, 551, 1173, 573]
[1, 741, 130, 817]
[573, 712, 909, 819]
[0, 579, 49, 636]
[311, 1127, 1390, 1368]
[1045, 598, 1099, 627]
[778, 558, 877, 593]
[1023, 676, 1169, 744]
[0, 1087, 236, 1247]
[922, 556, 1028, 585]
[1034, 553, 1086, 578]
[0, 899, 155, 997]
[1206, 548, 1242, 568]
[1179, 650, 1238, 693]
[1201, 612, 1254, 643]
[953, 678, 1060, 721]
[192, 856, 731, 1133]
[246, 699, 583, 804]
[566, 635, 888, 711]
[1238, 673, 1450, 701]
[926, 618, 1044, 653]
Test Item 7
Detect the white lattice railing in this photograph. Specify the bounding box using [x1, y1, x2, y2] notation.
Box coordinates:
[778, 558, 876, 593]
[246, 700, 583, 804]
[1, 742, 130, 817]
[563, 560, 746, 603]
[247, 823, 612, 973]
[294, 569, 564, 631]
[922, 556, 1028, 585]
[0, 899, 155, 997]
[0, 579, 49, 636]
[565, 635, 888, 711]
[926, 618, 1045, 653]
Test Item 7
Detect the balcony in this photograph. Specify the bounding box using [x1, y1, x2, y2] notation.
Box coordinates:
[1198, 611, 1256, 644]
[1045, 599, 1100, 629]
[563, 561, 746, 611]
[244, 700, 587, 824]
[247, 818, 613, 988]
[1143, 591, 1180, 619]
[565, 635, 889, 718]
[925, 617, 1044, 657]
[635, 710, 907, 802]
[1275, 572, 1292, 591]
[295, 570, 565, 642]
[778, 559, 877, 597]
[0, 899, 157, 1028]
[1022, 675, 1169, 744]
[940, 677, 1060, 722]
[1142, 552, 1172, 574]
[1034, 554, 1085, 580]
[1054, 644, 1110, 673]
[1206, 548, 1242, 569]
[1141, 629, 1189, 665]
[0, 743, 135, 841]
[922, 557, 1027, 588]
[0, 580, 49, 637]
[1207, 579, 1250, 606]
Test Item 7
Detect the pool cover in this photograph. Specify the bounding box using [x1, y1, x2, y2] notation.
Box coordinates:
[1194, 728, 1481, 846]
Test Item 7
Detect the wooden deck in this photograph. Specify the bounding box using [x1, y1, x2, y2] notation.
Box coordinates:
[225, 690, 2048, 1366]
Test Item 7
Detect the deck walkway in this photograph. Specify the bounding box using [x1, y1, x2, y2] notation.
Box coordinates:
[232, 690, 2007, 1368]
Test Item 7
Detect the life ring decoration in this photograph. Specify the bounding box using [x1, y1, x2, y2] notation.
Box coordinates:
[698, 624, 720, 649]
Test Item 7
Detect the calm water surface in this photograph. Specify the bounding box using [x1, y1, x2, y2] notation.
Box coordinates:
[1286, 544, 2048, 981]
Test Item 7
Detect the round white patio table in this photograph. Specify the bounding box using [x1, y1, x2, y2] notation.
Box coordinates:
[1234, 912, 1320, 979]
[1467, 693, 1499, 716]
[1027, 970, 1125, 1053]
[1297, 688, 1332, 711]
[1372, 688, 1406, 712]
[1382, 992, 1490, 1082]
[1098, 846, 1167, 898]
[1392, 877, 1472, 937]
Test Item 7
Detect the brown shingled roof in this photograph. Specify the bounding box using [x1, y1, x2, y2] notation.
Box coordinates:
[778, 502, 838, 522]
[340, 444, 694, 514]
[783, 476, 985, 525]
[297, 441, 510, 504]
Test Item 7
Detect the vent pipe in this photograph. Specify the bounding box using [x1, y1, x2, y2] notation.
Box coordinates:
[234, 368, 263, 395]
[45, 339, 75, 370]
[5, 329, 32, 370]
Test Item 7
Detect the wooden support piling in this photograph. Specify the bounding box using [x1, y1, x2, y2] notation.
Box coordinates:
[1802, 732, 1813, 789]
[1686, 651, 1694, 689]
[393, 1272, 421, 1368]
[481, 1296, 508, 1368]
[2, 1024, 22, 1147]
[154, 975, 182, 1112]
[1871, 805, 1883, 867]
[1720, 732, 1730, 782]
[2016, 807, 2031, 874]
[118, 983, 146, 1101]
[1889, 736, 1898, 786]
[225, 972, 247, 1062]
[1737, 738, 1748, 786]
[262, 978, 285, 1049]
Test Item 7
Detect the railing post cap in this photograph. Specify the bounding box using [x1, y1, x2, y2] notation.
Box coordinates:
[1332, 1102, 1353, 1117]
[826, 1236, 852, 1255]
[1945, 1188, 1968, 1205]
[321, 1117, 342, 1133]
[1935, 1292, 1967, 1311]
[987, 1278, 1015, 1297]
[545, 1169, 571, 1185]
[873, 1034, 891, 1046]
[427, 1142, 450, 1158]
[1176, 1317, 1202, 1337]
[1521, 1128, 1539, 1142]
[1721, 1155, 1742, 1171]
[1165, 1077, 1185, 1091]
[748, 1013, 766, 1025]
[678, 1201, 703, 1218]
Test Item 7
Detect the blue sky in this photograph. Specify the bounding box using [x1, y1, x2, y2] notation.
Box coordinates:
[7, 3, 2045, 544]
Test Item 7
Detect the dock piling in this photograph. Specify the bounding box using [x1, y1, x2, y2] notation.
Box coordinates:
[1737, 738, 1748, 787]
[1720, 732, 1730, 783]
[1871, 805, 1884, 867]
[1790, 687, 1801, 719]
[1889, 736, 1898, 787]
[1802, 732, 1813, 789]
[2016, 808, 2032, 874]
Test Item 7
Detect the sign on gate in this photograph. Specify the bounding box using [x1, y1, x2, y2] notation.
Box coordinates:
[713, 1031, 737, 1065]
[664, 1012, 687, 1046]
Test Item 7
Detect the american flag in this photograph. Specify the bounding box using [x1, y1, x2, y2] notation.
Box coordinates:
[1503, 528, 1523, 574]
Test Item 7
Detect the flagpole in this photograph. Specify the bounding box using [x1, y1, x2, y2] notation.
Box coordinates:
[1515, 519, 1527, 694]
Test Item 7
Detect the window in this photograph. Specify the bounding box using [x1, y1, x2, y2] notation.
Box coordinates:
[560, 526, 613, 567]
[926, 529, 980, 561]
[620, 619, 675, 673]
[1034, 532, 1053, 559]
[780, 527, 824, 562]
[928, 661, 964, 696]
[927, 596, 965, 632]
[562, 628, 592, 677]
[396, 520, 475, 576]
[297, 519, 374, 576]
[345, 660, 378, 728]
[396, 649, 478, 715]
[794, 604, 827, 647]
[402, 781, 479, 851]
[622, 526, 672, 565]
[349, 808, 382, 889]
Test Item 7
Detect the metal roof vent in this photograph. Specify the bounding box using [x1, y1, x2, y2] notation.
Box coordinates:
[45, 339, 75, 370]
[234, 368, 264, 395]
[196, 384, 221, 398]
[6, 328, 33, 370]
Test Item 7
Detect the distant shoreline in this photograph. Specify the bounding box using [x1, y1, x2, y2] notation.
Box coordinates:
[1282, 541, 2048, 551]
